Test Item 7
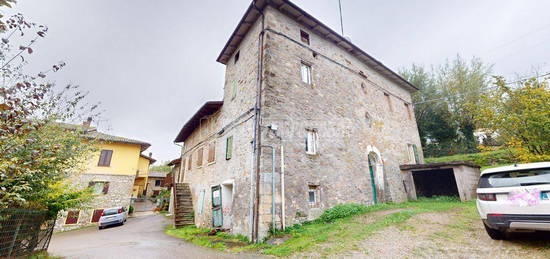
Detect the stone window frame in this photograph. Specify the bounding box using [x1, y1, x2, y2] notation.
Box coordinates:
[404, 102, 412, 120]
[384, 92, 393, 112]
[308, 185, 320, 207]
[300, 61, 312, 85]
[407, 144, 420, 164]
[89, 181, 109, 195]
[300, 29, 310, 45]
[305, 128, 318, 155]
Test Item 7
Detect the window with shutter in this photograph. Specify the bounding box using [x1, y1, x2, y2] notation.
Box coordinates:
[412, 144, 420, 164]
[226, 136, 233, 160]
[207, 142, 216, 164]
[97, 150, 113, 167]
[91, 209, 103, 223]
[65, 211, 80, 224]
[196, 147, 203, 167]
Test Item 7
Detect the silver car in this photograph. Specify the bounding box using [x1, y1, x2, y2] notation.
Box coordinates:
[98, 206, 128, 229]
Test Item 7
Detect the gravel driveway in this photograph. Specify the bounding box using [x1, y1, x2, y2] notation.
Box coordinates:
[48, 214, 260, 259]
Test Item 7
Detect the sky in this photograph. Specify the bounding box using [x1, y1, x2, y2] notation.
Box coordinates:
[8, 0, 550, 163]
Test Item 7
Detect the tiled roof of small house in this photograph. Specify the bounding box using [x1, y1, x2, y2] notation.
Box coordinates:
[85, 130, 151, 151]
[140, 153, 157, 164]
[148, 171, 168, 178]
[174, 101, 223, 142]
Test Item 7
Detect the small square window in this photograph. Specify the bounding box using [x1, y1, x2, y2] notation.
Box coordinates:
[300, 30, 310, 45]
[308, 185, 320, 206]
[89, 181, 109, 194]
[234, 50, 240, 64]
[300, 62, 312, 84]
[97, 150, 113, 167]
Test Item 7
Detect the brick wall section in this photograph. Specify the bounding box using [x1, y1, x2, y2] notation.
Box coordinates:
[54, 174, 135, 232]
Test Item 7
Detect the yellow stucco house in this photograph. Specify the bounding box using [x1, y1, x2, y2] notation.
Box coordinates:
[55, 119, 155, 231]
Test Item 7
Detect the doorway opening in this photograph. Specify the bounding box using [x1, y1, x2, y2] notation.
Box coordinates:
[412, 169, 459, 198]
[368, 152, 380, 204]
[221, 182, 233, 229]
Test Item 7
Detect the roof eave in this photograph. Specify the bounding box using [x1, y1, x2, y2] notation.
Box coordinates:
[216, 0, 418, 92]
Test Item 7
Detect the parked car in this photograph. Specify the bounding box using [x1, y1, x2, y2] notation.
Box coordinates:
[476, 162, 550, 240]
[98, 206, 128, 229]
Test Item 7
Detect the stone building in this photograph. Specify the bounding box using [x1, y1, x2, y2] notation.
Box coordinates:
[55, 120, 154, 231]
[145, 171, 168, 197]
[173, 0, 423, 241]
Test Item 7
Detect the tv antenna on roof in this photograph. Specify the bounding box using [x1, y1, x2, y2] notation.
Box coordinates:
[338, 0, 344, 36]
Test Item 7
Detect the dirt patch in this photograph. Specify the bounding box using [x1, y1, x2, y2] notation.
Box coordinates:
[341, 208, 550, 259]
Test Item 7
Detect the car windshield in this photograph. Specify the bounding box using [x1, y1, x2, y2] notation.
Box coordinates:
[103, 208, 119, 216]
[479, 168, 550, 188]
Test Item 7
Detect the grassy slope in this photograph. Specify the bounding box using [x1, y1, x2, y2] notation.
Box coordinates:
[424, 149, 517, 170]
[165, 197, 472, 257]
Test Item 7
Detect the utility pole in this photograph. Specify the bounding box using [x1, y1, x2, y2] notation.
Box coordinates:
[338, 0, 344, 36]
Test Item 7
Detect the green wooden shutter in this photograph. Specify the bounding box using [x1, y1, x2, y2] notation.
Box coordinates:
[226, 136, 233, 160]
[412, 144, 420, 164]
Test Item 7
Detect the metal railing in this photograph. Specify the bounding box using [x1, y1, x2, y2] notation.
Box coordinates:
[0, 209, 55, 258]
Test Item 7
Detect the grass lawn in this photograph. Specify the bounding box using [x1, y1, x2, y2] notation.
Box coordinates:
[166, 197, 472, 257]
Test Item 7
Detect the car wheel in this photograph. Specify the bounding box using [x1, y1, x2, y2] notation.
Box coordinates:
[483, 222, 506, 240]
[99, 226, 103, 230]
[121, 220, 124, 226]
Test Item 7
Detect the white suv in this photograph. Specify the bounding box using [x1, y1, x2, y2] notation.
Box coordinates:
[476, 162, 550, 240]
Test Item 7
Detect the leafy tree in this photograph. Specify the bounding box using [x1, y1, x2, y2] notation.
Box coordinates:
[0, 12, 98, 215]
[150, 161, 172, 172]
[400, 56, 492, 157]
[474, 76, 550, 162]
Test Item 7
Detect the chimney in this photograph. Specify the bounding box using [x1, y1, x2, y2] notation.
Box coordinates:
[149, 152, 152, 158]
[83, 117, 92, 128]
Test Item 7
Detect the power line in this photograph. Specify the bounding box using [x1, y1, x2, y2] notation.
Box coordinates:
[413, 72, 550, 105]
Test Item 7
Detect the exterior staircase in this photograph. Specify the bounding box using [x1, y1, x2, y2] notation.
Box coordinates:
[174, 183, 195, 228]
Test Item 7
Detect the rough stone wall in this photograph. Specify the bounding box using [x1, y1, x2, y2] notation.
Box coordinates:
[178, 15, 262, 239]
[253, 6, 424, 238]
[146, 177, 167, 197]
[453, 165, 481, 201]
[54, 173, 135, 232]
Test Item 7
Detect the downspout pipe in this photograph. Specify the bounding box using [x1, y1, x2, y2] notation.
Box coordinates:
[280, 144, 285, 230]
[251, 2, 265, 243]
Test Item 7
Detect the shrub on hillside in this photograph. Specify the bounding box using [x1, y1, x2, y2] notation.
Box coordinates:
[318, 203, 369, 223]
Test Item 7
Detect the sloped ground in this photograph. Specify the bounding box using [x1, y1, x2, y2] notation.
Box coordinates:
[293, 203, 550, 258]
